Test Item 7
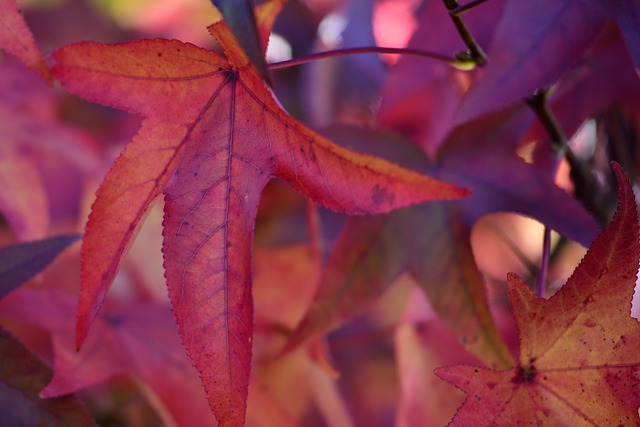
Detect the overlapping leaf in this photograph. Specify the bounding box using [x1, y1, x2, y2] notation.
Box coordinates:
[0, 289, 217, 427]
[0, 59, 51, 241]
[527, 24, 640, 156]
[51, 15, 466, 426]
[0, 57, 101, 242]
[377, 0, 505, 157]
[394, 289, 520, 425]
[286, 109, 600, 369]
[455, 0, 640, 122]
[457, 0, 606, 121]
[395, 315, 477, 426]
[0, 325, 97, 427]
[0, 234, 80, 299]
[436, 163, 640, 425]
[211, 0, 272, 81]
[0, 153, 48, 241]
[613, 0, 640, 72]
[0, 0, 51, 82]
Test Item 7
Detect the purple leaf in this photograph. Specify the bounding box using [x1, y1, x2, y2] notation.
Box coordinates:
[613, 0, 640, 74]
[0, 326, 97, 427]
[0, 234, 80, 299]
[456, 0, 609, 122]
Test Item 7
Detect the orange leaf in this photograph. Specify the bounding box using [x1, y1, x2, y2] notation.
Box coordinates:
[436, 162, 640, 426]
[51, 20, 466, 426]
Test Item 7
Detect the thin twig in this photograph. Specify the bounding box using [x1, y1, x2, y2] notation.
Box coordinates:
[537, 229, 553, 298]
[443, 0, 488, 66]
[526, 91, 611, 227]
[268, 46, 460, 70]
[525, 91, 568, 155]
[525, 90, 567, 297]
[449, 0, 492, 16]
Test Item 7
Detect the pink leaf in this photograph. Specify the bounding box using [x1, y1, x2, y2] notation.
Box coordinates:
[0, 290, 217, 427]
[0, 0, 51, 82]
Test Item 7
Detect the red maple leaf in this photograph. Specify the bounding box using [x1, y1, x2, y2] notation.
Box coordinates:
[435, 162, 640, 426]
[50, 15, 467, 426]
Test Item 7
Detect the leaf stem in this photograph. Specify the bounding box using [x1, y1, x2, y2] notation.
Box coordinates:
[525, 90, 568, 155]
[525, 90, 567, 297]
[267, 47, 460, 70]
[443, 0, 488, 66]
[537, 229, 552, 298]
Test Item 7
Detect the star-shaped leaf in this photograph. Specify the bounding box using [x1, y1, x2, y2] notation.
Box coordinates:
[435, 162, 640, 426]
[50, 17, 466, 426]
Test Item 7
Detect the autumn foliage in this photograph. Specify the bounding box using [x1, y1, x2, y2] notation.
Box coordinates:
[1, 0, 640, 426]
[436, 163, 640, 426]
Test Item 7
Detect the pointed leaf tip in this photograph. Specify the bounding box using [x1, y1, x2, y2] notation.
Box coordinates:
[0, 0, 52, 83]
[610, 161, 638, 231]
[55, 29, 470, 426]
[436, 162, 640, 426]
